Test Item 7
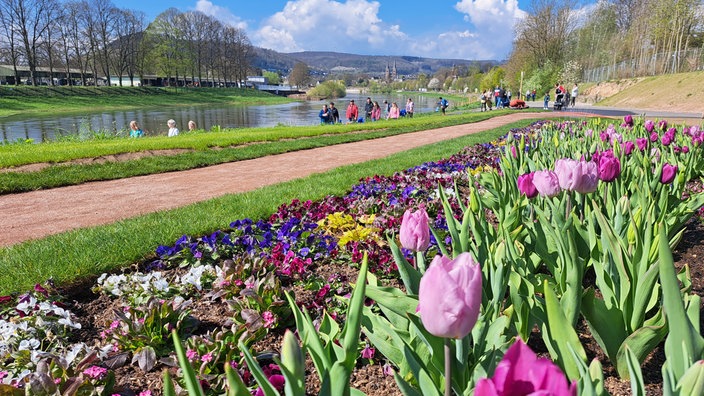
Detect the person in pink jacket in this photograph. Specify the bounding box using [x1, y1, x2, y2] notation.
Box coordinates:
[346, 100, 359, 123]
[371, 101, 382, 121]
[387, 102, 400, 119]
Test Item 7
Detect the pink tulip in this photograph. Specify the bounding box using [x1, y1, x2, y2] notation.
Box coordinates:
[554, 159, 598, 194]
[399, 208, 430, 251]
[532, 170, 561, 197]
[650, 132, 659, 142]
[598, 154, 621, 182]
[661, 163, 678, 184]
[517, 172, 538, 199]
[418, 253, 482, 339]
[474, 338, 577, 396]
[622, 141, 635, 155]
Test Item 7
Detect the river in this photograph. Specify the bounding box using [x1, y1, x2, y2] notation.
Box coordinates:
[0, 93, 445, 143]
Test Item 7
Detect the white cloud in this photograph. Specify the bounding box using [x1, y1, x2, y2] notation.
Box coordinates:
[253, 0, 403, 54]
[194, 0, 248, 29]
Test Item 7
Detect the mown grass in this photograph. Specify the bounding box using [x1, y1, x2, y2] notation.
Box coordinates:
[0, 119, 537, 294]
[0, 86, 290, 117]
[0, 109, 512, 194]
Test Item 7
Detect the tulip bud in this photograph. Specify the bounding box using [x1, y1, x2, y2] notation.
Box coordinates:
[418, 253, 482, 339]
[519, 134, 526, 153]
[399, 208, 430, 251]
[660, 163, 678, 184]
[469, 188, 480, 212]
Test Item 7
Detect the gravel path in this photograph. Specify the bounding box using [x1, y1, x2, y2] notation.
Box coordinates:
[0, 112, 597, 247]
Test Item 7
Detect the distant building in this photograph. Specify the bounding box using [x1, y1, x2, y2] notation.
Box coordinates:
[0, 64, 93, 85]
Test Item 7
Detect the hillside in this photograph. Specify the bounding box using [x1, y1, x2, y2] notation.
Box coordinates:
[251, 48, 497, 76]
[581, 71, 704, 114]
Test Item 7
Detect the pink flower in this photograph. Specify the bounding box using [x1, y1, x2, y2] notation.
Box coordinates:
[644, 119, 655, 133]
[201, 352, 213, 363]
[622, 141, 635, 155]
[532, 170, 561, 197]
[650, 132, 659, 142]
[361, 346, 376, 359]
[399, 208, 430, 251]
[554, 158, 598, 194]
[661, 163, 678, 184]
[83, 366, 108, 380]
[418, 253, 482, 339]
[138, 391, 153, 396]
[598, 153, 621, 182]
[262, 311, 276, 328]
[475, 338, 577, 396]
[623, 115, 634, 127]
[186, 349, 198, 361]
[517, 172, 538, 199]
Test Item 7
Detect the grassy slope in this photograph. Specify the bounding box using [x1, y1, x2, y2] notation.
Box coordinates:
[590, 71, 704, 114]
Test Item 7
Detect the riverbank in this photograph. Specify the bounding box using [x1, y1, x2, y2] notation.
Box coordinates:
[0, 86, 291, 118]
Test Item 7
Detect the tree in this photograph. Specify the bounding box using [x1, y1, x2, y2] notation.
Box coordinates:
[262, 70, 280, 85]
[288, 62, 309, 88]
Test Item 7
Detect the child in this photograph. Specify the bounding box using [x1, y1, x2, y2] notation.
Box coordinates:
[167, 119, 179, 137]
[129, 120, 143, 137]
[188, 120, 197, 132]
[543, 92, 550, 110]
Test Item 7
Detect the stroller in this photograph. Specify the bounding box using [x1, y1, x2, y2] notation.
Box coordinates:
[553, 92, 568, 111]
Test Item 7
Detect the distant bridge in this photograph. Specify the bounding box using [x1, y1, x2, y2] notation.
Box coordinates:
[255, 84, 305, 96]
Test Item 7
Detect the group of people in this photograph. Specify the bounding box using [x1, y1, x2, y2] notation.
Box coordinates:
[128, 119, 198, 137]
[545, 82, 579, 110]
[320, 97, 416, 124]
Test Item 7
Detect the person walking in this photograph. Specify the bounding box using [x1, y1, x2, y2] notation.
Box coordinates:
[387, 102, 400, 119]
[405, 98, 414, 118]
[329, 102, 340, 124]
[318, 104, 330, 124]
[346, 100, 359, 123]
[570, 83, 578, 107]
[543, 91, 550, 110]
[364, 97, 374, 122]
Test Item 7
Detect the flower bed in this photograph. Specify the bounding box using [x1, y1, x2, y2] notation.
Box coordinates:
[1, 118, 703, 395]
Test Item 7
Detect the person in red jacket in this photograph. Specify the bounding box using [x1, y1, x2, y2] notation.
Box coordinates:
[346, 100, 359, 123]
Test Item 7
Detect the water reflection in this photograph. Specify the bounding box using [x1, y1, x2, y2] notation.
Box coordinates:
[0, 93, 443, 143]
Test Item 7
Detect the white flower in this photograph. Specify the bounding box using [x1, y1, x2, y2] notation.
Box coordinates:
[18, 338, 40, 351]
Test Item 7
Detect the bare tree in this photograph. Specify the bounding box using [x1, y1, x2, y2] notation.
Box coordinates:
[2, 0, 59, 85]
[0, 0, 23, 84]
[514, 0, 576, 68]
[288, 62, 310, 88]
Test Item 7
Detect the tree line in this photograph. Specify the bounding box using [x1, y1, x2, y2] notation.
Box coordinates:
[0, 0, 254, 87]
[501, 0, 704, 96]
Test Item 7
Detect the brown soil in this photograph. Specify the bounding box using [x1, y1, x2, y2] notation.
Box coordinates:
[0, 111, 599, 247]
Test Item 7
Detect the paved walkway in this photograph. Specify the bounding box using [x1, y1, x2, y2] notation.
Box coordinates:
[0, 111, 615, 247]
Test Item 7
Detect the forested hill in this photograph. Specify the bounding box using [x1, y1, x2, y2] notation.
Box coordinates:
[251, 47, 498, 76]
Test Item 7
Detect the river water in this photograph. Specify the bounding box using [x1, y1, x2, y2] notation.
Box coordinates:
[0, 93, 444, 143]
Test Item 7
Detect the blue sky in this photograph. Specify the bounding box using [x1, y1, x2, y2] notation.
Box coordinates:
[117, 0, 540, 60]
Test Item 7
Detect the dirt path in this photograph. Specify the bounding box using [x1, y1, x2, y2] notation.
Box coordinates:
[0, 112, 597, 247]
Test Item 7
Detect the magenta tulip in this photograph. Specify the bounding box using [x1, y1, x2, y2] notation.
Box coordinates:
[622, 141, 635, 155]
[532, 170, 561, 197]
[636, 137, 648, 151]
[682, 146, 690, 154]
[624, 114, 633, 126]
[474, 338, 577, 396]
[650, 132, 659, 142]
[517, 172, 538, 199]
[661, 163, 678, 184]
[598, 154, 621, 182]
[399, 208, 430, 251]
[644, 119, 655, 133]
[418, 253, 482, 339]
[658, 120, 668, 131]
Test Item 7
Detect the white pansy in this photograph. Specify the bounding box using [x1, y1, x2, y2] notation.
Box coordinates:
[18, 338, 40, 351]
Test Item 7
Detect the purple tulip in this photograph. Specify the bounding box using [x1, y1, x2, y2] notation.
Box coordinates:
[636, 137, 648, 151]
[598, 154, 621, 182]
[418, 253, 482, 339]
[682, 146, 689, 154]
[658, 120, 668, 131]
[399, 208, 430, 252]
[622, 141, 635, 155]
[554, 158, 598, 194]
[361, 346, 376, 359]
[599, 132, 609, 142]
[510, 146, 517, 158]
[517, 172, 538, 199]
[622, 115, 634, 127]
[474, 338, 577, 396]
[644, 119, 655, 133]
[532, 170, 561, 197]
[650, 132, 659, 142]
[661, 163, 678, 184]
